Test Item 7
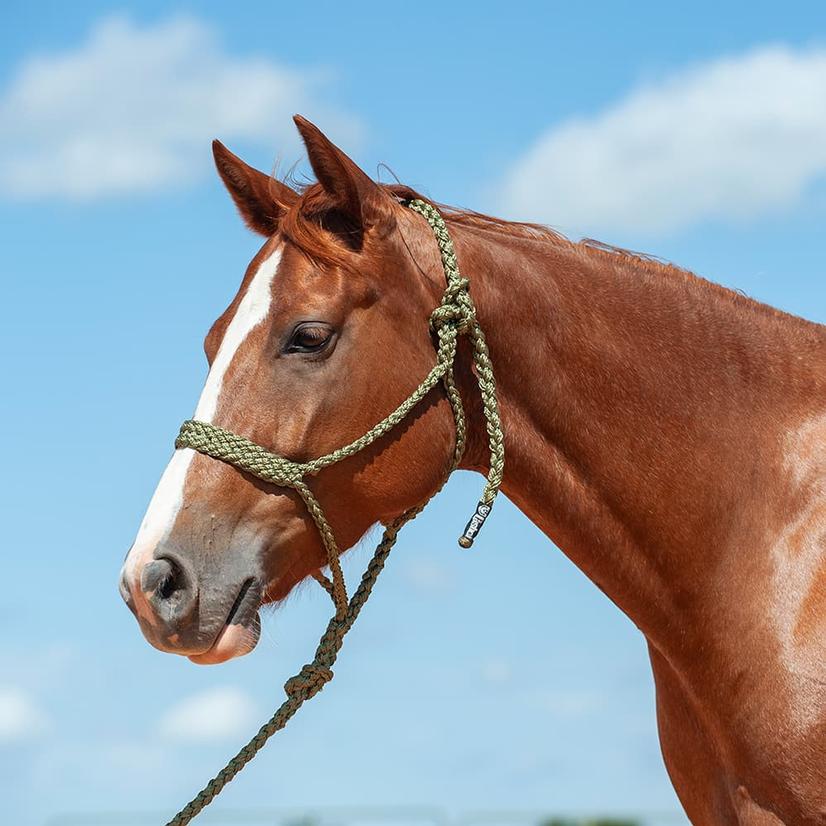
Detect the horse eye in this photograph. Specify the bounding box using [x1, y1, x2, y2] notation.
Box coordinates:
[286, 322, 334, 354]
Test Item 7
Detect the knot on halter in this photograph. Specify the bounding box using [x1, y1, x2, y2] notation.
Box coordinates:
[430, 277, 474, 335]
[283, 662, 333, 700]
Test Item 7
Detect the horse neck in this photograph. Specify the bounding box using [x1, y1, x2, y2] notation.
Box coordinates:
[451, 221, 826, 661]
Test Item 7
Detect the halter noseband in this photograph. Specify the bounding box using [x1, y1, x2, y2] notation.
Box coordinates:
[166, 199, 505, 825]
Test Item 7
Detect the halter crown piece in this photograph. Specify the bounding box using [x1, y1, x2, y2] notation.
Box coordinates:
[167, 199, 505, 825]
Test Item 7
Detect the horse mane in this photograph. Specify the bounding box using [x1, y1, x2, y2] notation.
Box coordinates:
[270, 177, 687, 281]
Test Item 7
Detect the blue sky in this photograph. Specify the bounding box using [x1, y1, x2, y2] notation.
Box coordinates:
[2, 2, 826, 824]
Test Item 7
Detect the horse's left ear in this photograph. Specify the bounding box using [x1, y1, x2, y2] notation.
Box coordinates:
[293, 115, 394, 236]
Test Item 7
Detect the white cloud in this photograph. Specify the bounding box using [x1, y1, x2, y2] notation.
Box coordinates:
[501, 45, 826, 236]
[0, 14, 361, 200]
[0, 687, 48, 741]
[158, 686, 258, 743]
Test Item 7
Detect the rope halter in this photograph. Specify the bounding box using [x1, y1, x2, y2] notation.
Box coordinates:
[165, 199, 505, 825]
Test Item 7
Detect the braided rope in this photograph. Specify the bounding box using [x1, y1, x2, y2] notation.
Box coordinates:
[406, 200, 505, 506]
[165, 200, 503, 824]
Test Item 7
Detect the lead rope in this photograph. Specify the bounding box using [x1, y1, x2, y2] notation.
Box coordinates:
[165, 199, 504, 825]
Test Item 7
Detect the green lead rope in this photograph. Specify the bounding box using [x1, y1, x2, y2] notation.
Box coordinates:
[165, 199, 504, 825]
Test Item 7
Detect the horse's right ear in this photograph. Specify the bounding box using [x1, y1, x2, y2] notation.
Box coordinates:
[212, 140, 297, 236]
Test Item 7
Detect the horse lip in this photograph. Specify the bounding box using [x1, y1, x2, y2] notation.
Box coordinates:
[197, 577, 261, 653]
[219, 577, 261, 634]
[187, 578, 262, 664]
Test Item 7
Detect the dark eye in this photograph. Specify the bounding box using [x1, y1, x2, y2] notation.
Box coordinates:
[286, 322, 334, 354]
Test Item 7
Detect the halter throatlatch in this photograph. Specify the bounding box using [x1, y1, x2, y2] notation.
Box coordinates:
[166, 199, 504, 825]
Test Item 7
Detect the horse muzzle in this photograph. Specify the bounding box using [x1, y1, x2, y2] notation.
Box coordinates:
[119, 552, 262, 664]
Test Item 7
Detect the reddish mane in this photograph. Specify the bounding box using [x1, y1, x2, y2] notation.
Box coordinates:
[273, 178, 811, 330]
[270, 176, 694, 280]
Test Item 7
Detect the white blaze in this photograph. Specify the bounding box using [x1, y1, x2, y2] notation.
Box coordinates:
[123, 247, 282, 581]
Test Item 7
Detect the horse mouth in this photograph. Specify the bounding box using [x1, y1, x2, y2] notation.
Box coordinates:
[189, 578, 262, 665]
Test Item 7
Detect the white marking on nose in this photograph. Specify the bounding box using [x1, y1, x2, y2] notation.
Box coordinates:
[123, 246, 282, 584]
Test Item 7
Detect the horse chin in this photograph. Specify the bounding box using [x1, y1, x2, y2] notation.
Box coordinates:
[188, 616, 261, 665]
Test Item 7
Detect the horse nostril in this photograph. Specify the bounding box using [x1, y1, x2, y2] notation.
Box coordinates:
[141, 558, 186, 602]
[140, 557, 197, 626]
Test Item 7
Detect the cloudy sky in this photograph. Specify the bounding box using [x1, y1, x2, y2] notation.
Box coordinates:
[2, 2, 825, 824]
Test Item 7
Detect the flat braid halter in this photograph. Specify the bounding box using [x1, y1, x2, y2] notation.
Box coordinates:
[166, 199, 505, 825]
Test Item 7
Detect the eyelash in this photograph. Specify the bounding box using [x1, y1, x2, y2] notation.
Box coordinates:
[285, 323, 334, 354]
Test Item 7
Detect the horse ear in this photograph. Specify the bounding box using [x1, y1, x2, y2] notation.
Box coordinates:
[293, 115, 393, 236]
[212, 140, 297, 236]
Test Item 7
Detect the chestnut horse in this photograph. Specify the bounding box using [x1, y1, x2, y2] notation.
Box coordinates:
[120, 116, 826, 824]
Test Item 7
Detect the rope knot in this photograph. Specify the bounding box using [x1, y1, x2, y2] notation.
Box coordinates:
[445, 276, 470, 298]
[430, 279, 475, 335]
[283, 663, 333, 700]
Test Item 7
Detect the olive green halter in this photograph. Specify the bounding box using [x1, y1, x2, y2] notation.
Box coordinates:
[166, 199, 505, 825]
